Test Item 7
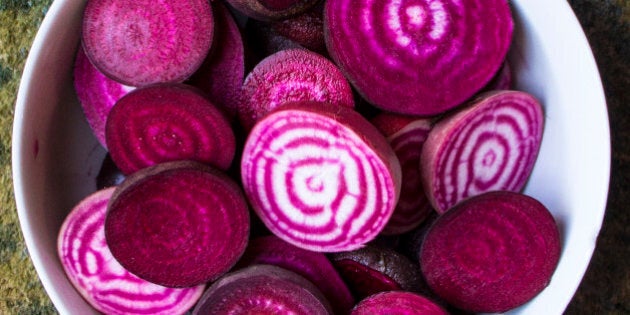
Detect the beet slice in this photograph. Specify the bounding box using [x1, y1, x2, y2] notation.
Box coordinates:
[420, 191, 561, 313]
[371, 113, 434, 234]
[82, 0, 214, 86]
[192, 264, 332, 315]
[240, 101, 401, 252]
[237, 235, 354, 314]
[105, 83, 236, 175]
[351, 291, 448, 315]
[58, 188, 204, 314]
[324, 0, 513, 116]
[225, 0, 320, 21]
[270, 6, 326, 54]
[73, 46, 134, 148]
[105, 161, 250, 287]
[238, 48, 354, 130]
[420, 90, 544, 213]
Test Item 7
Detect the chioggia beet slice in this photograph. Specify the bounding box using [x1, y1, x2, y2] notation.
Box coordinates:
[73, 46, 134, 149]
[351, 291, 448, 315]
[324, 0, 513, 116]
[420, 191, 561, 313]
[192, 264, 333, 315]
[236, 235, 354, 314]
[105, 161, 250, 287]
[57, 188, 205, 315]
[371, 113, 434, 234]
[238, 48, 354, 130]
[241, 101, 402, 252]
[82, 0, 214, 86]
[420, 90, 545, 213]
[225, 0, 320, 21]
[105, 83, 236, 175]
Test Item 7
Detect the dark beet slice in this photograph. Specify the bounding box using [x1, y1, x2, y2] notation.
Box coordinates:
[192, 264, 332, 315]
[237, 235, 354, 314]
[420, 90, 545, 213]
[105, 161, 250, 287]
[58, 188, 205, 314]
[351, 291, 448, 315]
[324, 0, 514, 115]
[270, 6, 326, 54]
[96, 153, 126, 189]
[240, 101, 401, 252]
[225, 0, 320, 21]
[105, 83, 236, 175]
[82, 0, 214, 86]
[238, 48, 354, 130]
[420, 191, 561, 313]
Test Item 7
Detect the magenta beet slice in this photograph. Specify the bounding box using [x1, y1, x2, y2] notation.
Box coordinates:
[192, 264, 332, 315]
[351, 291, 448, 315]
[82, 0, 213, 86]
[105, 83, 236, 175]
[105, 161, 250, 287]
[58, 188, 204, 314]
[420, 191, 561, 313]
[372, 113, 434, 234]
[73, 46, 134, 148]
[324, 0, 514, 116]
[237, 235, 354, 314]
[225, 0, 320, 21]
[420, 90, 544, 213]
[241, 101, 401, 252]
[238, 48, 354, 130]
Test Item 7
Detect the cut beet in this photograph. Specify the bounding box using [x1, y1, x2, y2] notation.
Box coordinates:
[73, 46, 134, 148]
[96, 153, 126, 189]
[237, 235, 354, 314]
[238, 48, 354, 130]
[371, 113, 434, 234]
[192, 264, 332, 315]
[420, 90, 544, 213]
[351, 291, 448, 315]
[82, 0, 214, 86]
[420, 191, 561, 313]
[105, 83, 236, 175]
[240, 101, 401, 252]
[57, 188, 205, 314]
[324, 0, 514, 115]
[225, 0, 320, 21]
[270, 6, 326, 54]
[105, 161, 250, 287]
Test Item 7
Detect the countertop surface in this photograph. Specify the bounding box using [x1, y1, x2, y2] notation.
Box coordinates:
[0, 0, 628, 314]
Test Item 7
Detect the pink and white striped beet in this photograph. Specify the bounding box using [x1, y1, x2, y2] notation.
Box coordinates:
[421, 90, 544, 213]
[57, 188, 204, 315]
[324, 0, 514, 116]
[240, 101, 401, 252]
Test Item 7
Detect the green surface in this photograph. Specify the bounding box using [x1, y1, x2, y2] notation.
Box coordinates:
[0, 0, 628, 314]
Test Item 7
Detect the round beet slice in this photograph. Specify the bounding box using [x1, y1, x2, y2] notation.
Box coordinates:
[324, 0, 513, 116]
[351, 291, 448, 315]
[225, 0, 320, 21]
[82, 0, 214, 86]
[420, 191, 561, 313]
[420, 90, 545, 213]
[240, 101, 401, 252]
[105, 83, 236, 175]
[58, 188, 205, 314]
[192, 264, 332, 315]
[105, 161, 250, 287]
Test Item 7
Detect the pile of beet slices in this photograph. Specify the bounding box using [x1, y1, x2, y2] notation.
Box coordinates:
[59, 0, 563, 314]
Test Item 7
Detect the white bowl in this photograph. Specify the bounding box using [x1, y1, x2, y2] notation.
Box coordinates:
[13, 0, 610, 314]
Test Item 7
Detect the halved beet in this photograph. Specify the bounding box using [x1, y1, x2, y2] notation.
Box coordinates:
[240, 101, 401, 252]
[105, 83, 236, 175]
[73, 46, 134, 148]
[351, 291, 448, 315]
[420, 191, 561, 313]
[270, 6, 326, 54]
[225, 0, 320, 21]
[420, 90, 544, 213]
[57, 188, 205, 314]
[324, 0, 514, 115]
[192, 264, 332, 314]
[237, 235, 354, 314]
[82, 0, 214, 86]
[371, 113, 434, 234]
[238, 48, 354, 130]
[105, 161, 250, 287]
